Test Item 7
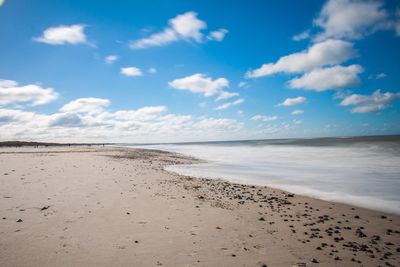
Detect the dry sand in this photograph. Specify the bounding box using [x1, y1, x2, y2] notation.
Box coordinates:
[0, 146, 399, 266]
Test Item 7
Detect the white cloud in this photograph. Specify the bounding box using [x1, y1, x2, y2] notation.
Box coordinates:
[169, 11, 206, 42]
[0, 108, 45, 124]
[207, 28, 228, 41]
[215, 98, 244, 110]
[120, 67, 143, 77]
[195, 117, 242, 131]
[0, 100, 246, 143]
[293, 30, 310, 41]
[105, 55, 118, 64]
[216, 91, 239, 101]
[130, 12, 208, 49]
[246, 39, 356, 78]
[148, 67, 157, 74]
[101, 106, 167, 122]
[340, 89, 400, 113]
[169, 73, 229, 97]
[251, 115, 278, 122]
[0, 79, 58, 106]
[314, 0, 389, 41]
[277, 96, 306, 107]
[376, 72, 387, 79]
[35, 24, 88, 45]
[49, 113, 84, 127]
[59, 98, 110, 114]
[291, 110, 304, 115]
[288, 64, 363, 91]
[369, 72, 387, 80]
[238, 81, 249, 88]
[293, 119, 303, 125]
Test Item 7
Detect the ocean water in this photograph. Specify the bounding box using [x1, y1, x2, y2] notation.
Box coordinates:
[121, 136, 400, 214]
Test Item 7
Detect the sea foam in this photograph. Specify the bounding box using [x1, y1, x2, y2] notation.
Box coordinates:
[123, 136, 400, 214]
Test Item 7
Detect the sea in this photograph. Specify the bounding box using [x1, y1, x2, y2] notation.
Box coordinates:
[118, 135, 400, 214]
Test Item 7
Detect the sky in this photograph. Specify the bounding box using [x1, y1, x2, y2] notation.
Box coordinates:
[0, 0, 399, 143]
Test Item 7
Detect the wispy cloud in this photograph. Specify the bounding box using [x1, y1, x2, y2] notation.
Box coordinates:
[277, 97, 306, 107]
[105, 55, 119, 64]
[215, 98, 244, 110]
[291, 110, 304, 115]
[207, 28, 229, 41]
[251, 115, 278, 122]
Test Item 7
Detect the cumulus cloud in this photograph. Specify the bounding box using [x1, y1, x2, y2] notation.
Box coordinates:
[0, 108, 44, 124]
[314, 0, 390, 41]
[288, 64, 363, 91]
[215, 98, 244, 110]
[130, 12, 228, 49]
[129, 11, 207, 49]
[35, 24, 88, 45]
[251, 115, 278, 122]
[49, 113, 84, 127]
[207, 28, 229, 41]
[246, 39, 356, 78]
[169, 73, 229, 97]
[0, 98, 245, 143]
[120, 67, 143, 77]
[291, 110, 304, 115]
[0, 79, 58, 106]
[277, 97, 306, 107]
[59, 98, 110, 114]
[339, 89, 400, 113]
[105, 55, 118, 64]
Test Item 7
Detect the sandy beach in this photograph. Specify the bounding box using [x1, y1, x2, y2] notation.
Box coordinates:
[0, 146, 399, 267]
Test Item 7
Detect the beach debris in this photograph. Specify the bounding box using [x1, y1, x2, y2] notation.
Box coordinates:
[40, 206, 50, 211]
[16, 219, 23, 222]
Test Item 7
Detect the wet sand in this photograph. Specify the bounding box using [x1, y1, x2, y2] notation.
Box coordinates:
[0, 146, 399, 266]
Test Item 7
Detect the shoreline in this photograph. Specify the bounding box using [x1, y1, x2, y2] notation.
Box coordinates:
[0, 146, 399, 266]
[118, 145, 400, 216]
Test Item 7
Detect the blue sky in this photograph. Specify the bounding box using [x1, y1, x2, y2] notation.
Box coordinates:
[0, 0, 399, 143]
